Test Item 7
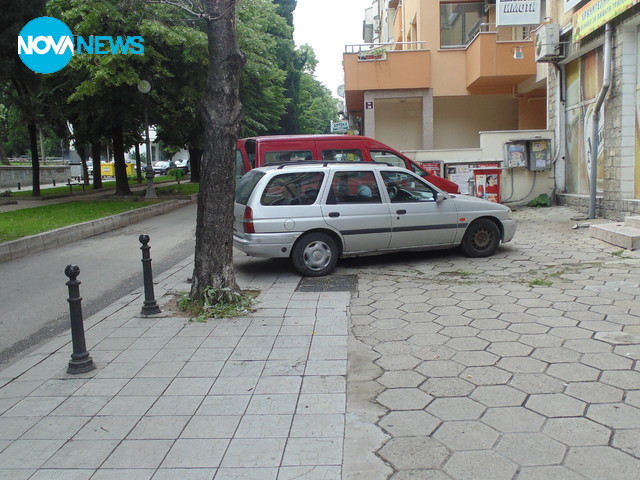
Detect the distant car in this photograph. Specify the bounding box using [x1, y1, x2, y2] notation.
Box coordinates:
[174, 159, 190, 173]
[86, 160, 93, 175]
[153, 160, 176, 175]
[234, 162, 516, 276]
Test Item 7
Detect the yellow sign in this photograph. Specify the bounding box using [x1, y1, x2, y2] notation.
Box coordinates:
[573, 0, 637, 41]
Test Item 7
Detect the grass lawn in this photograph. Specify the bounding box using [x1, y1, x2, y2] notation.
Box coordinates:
[156, 183, 199, 195]
[8, 176, 175, 198]
[0, 200, 154, 243]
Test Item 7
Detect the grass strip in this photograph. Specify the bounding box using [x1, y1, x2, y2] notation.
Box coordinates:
[0, 200, 153, 243]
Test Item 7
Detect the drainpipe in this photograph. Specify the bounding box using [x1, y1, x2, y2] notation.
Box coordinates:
[588, 23, 612, 219]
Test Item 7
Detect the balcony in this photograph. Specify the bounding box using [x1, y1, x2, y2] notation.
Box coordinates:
[465, 24, 536, 94]
[343, 43, 431, 112]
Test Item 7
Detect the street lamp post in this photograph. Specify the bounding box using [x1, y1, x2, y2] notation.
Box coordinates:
[138, 80, 156, 199]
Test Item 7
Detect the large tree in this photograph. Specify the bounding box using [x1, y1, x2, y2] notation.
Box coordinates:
[190, 0, 245, 299]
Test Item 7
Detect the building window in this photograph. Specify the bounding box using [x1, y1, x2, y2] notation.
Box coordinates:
[440, 1, 484, 48]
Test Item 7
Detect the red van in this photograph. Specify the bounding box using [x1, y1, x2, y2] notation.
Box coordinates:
[235, 134, 460, 194]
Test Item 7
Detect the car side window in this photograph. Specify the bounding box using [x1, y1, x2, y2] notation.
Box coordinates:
[381, 171, 436, 203]
[260, 172, 324, 206]
[321, 149, 363, 162]
[370, 150, 406, 168]
[264, 150, 313, 164]
[328, 171, 381, 204]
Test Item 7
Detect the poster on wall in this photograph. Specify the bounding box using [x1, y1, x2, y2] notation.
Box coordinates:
[565, 48, 604, 195]
[446, 165, 472, 195]
[505, 142, 528, 168]
[496, 0, 542, 26]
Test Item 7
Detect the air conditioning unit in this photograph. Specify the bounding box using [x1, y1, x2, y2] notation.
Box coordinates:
[535, 24, 563, 62]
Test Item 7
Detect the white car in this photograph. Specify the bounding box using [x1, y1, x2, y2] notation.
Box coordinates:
[233, 163, 516, 276]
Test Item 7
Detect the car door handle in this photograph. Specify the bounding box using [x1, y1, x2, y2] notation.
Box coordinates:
[328, 212, 340, 218]
[396, 209, 406, 215]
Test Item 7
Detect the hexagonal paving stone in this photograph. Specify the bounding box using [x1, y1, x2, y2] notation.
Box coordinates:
[470, 385, 526, 407]
[426, 397, 486, 421]
[421, 377, 476, 398]
[440, 326, 480, 338]
[376, 370, 425, 389]
[443, 450, 518, 480]
[496, 432, 566, 466]
[433, 420, 499, 450]
[416, 360, 465, 378]
[564, 381, 624, 404]
[445, 337, 490, 351]
[580, 352, 633, 370]
[408, 333, 449, 347]
[461, 366, 512, 386]
[373, 330, 413, 342]
[543, 417, 612, 446]
[376, 388, 433, 410]
[378, 410, 441, 437]
[509, 373, 565, 395]
[481, 406, 545, 433]
[508, 323, 550, 334]
[548, 326, 593, 339]
[612, 429, 640, 458]
[375, 341, 413, 356]
[497, 356, 547, 374]
[565, 446, 640, 479]
[371, 318, 409, 330]
[378, 437, 450, 470]
[375, 354, 421, 371]
[452, 351, 499, 367]
[412, 345, 457, 361]
[546, 363, 600, 382]
[518, 334, 563, 348]
[587, 403, 640, 429]
[525, 393, 586, 418]
[626, 390, 640, 408]
[563, 338, 612, 354]
[487, 342, 534, 357]
[600, 370, 640, 389]
[434, 315, 473, 327]
[531, 347, 581, 363]
[477, 329, 520, 343]
[516, 465, 590, 480]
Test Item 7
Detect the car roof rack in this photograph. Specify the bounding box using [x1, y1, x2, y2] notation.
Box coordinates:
[272, 160, 393, 169]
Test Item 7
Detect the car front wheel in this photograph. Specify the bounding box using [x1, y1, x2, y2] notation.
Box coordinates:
[461, 218, 500, 257]
[291, 232, 338, 277]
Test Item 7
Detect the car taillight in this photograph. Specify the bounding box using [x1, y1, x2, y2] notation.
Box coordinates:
[243, 206, 255, 233]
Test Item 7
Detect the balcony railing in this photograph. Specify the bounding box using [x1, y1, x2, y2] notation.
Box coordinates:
[344, 41, 427, 54]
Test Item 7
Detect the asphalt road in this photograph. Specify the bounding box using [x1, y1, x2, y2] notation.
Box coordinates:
[0, 202, 197, 370]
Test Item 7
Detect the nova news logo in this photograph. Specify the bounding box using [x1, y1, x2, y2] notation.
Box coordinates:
[18, 17, 145, 74]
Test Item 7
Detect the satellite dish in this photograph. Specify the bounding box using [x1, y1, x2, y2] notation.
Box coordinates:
[137, 80, 151, 94]
[337, 85, 345, 98]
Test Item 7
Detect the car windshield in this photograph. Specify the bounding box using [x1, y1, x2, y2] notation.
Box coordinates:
[235, 170, 265, 205]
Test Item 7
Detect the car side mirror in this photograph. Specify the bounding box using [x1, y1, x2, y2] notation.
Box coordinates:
[435, 192, 445, 204]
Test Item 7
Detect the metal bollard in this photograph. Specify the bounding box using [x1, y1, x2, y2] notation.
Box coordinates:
[139, 235, 161, 315]
[64, 265, 95, 374]
[53, 179, 56, 187]
[17, 182, 21, 190]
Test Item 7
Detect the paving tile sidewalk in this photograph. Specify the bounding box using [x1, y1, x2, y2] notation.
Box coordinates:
[0, 254, 350, 479]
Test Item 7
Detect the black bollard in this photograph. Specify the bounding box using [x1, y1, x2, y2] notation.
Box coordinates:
[64, 265, 95, 374]
[139, 235, 161, 315]
[17, 182, 21, 190]
[53, 179, 56, 187]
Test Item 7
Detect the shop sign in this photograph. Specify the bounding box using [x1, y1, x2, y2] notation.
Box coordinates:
[572, 0, 638, 42]
[330, 120, 349, 133]
[496, 0, 542, 26]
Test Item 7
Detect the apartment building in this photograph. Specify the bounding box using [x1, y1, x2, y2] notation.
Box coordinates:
[343, 0, 640, 219]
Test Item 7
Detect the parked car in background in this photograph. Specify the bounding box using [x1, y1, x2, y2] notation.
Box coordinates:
[153, 160, 176, 175]
[235, 134, 461, 194]
[174, 158, 190, 173]
[234, 162, 516, 276]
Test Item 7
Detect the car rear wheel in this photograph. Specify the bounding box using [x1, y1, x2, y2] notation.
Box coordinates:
[461, 218, 500, 257]
[291, 232, 338, 277]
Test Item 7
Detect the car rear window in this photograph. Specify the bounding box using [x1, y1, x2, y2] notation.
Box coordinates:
[264, 150, 313, 164]
[260, 172, 324, 206]
[235, 170, 265, 205]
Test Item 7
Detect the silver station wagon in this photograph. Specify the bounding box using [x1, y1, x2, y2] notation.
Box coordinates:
[234, 163, 516, 276]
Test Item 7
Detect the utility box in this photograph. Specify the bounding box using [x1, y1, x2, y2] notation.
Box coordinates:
[504, 139, 552, 171]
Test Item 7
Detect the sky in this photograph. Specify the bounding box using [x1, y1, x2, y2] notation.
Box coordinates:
[293, 0, 372, 99]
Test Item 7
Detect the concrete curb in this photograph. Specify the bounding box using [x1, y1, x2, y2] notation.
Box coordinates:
[0, 195, 197, 264]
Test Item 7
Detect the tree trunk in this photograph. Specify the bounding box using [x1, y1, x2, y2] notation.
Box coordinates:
[112, 124, 132, 195]
[188, 146, 202, 183]
[190, 0, 245, 300]
[134, 143, 143, 182]
[28, 122, 40, 197]
[91, 142, 103, 189]
[78, 144, 89, 185]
